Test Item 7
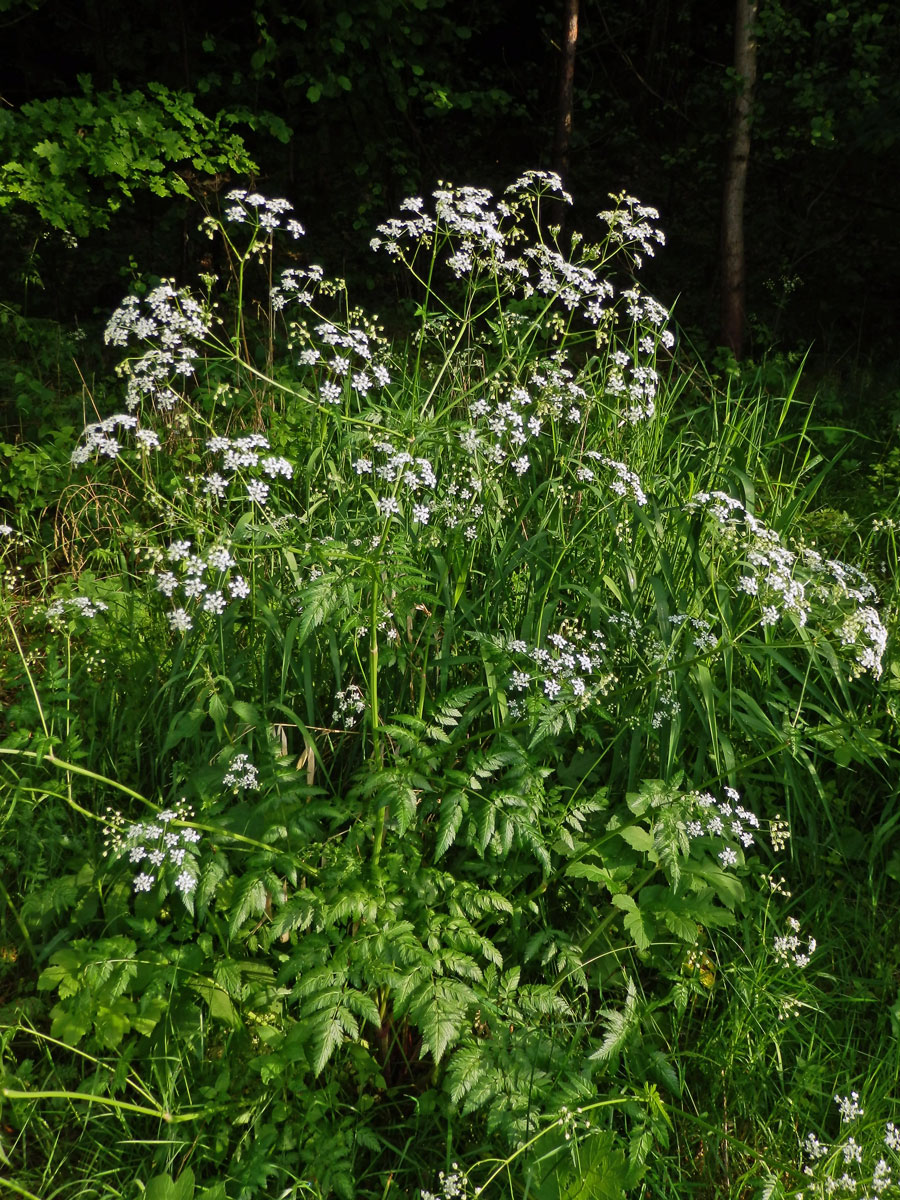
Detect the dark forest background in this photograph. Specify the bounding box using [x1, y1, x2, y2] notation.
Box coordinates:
[2, 0, 899, 394]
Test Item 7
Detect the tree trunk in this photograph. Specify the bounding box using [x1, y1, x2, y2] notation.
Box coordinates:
[552, 0, 580, 202]
[720, 0, 758, 359]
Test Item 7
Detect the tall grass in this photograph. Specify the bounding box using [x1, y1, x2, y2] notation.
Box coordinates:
[1, 172, 898, 1200]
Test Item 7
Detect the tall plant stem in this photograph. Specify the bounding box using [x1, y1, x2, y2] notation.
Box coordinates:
[368, 563, 386, 874]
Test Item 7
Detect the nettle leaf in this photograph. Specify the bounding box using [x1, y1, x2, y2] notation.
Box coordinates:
[213, 958, 245, 1001]
[658, 903, 701, 944]
[682, 861, 745, 909]
[624, 906, 656, 951]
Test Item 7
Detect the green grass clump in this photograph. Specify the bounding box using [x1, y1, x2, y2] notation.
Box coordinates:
[1, 172, 898, 1200]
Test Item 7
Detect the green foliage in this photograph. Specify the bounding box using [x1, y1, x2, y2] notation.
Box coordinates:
[0, 77, 257, 236]
[1, 173, 899, 1198]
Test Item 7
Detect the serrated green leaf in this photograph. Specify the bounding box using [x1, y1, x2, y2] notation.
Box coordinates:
[618, 825, 654, 852]
[435, 792, 464, 859]
[623, 905, 655, 950]
[228, 875, 267, 938]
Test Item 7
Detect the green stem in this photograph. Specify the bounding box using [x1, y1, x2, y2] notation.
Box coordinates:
[369, 566, 386, 872]
[474, 1096, 630, 1195]
[0, 750, 319, 872]
[5, 614, 49, 740]
[0, 1088, 197, 1123]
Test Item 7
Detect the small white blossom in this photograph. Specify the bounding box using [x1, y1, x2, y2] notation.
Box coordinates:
[167, 608, 193, 633]
[246, 480, 270, 506]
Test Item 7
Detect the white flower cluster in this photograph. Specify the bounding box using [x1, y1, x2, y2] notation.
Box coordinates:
[223, 752, 259, 791]
[70, 411, 162, 465]
[270, 263, 325, 312]
[603, 611, 681, 729]
[668, 613, 719, 654]
[46, 595, 109, 621]
[370, 173, 672, 356]
[505, 627, 612, 705]
[687, 490, 887, 675]
[202, 431, 293, 507]
[575, 450, 648, 506]
[0, 522, 14, 537]
[103, 800, 201, 896]
[528, 360, 588, 423]
[463, 388, 544, 475]
[772, 915, 817, 968]
[796, 1097, 900, 1199]
[421, 1164, 470, 1200]
[284, 319, 391, 406]
[222, 189, 305, 239]
[837, 1094, 866, 1125]
[353, 442, 438, 524]
[604, 342, 664, 424]
[684, 786, 761, 868]
[332, 683, 366, 730]
[597, 193, 668, 267]
[104, 283, 210, 412]
[154, 539, 250, 632]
